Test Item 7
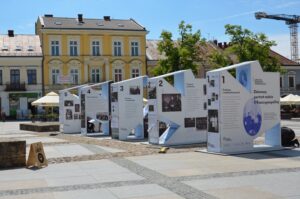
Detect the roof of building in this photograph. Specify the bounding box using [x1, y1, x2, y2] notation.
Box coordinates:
[146, 39, 300, 67]
[146, 39, 221, 61]
[146, 40, 165, 60]
[0, 34, 42, 57]
[39, 15, 147, 31]
[269, 50, 300, 66]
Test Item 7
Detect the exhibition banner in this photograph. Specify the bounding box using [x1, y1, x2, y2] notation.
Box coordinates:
[206, 61, 281, 154]
[80, 81, 112, 136]
[111, 76, 148, 140]
[59, 85, 86, 134]
[148, 70, 207, 145]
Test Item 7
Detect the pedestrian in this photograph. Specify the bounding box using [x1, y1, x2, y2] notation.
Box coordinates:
[1, 110, 6, 122]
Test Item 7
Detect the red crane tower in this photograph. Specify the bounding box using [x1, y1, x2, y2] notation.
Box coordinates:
[255, 12, 300, 63]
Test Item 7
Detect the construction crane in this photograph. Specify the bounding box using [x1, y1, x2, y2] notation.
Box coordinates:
[255, 12, 300, 63]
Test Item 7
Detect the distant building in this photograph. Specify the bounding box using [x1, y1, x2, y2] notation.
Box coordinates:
[146, 39, 226, 78]
[270, 51, 300, 96]
[35, 14, 148, 93]
[0, 31, 42, 119]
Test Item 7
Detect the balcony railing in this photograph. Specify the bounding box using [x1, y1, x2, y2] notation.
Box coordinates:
[5, 82, 26, 91]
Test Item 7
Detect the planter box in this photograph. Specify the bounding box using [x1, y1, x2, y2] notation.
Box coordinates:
[0, 139, 26, 169]
[20, 122, 59, 132]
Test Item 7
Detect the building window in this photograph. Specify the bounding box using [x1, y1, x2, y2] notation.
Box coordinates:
[51, 40, 60, 56]
[70, 41, 78, 56]
[131, 41, 139, 56]
[0, 70, 2, 85]
[91, 69, 101, 83]
[280, 76, 283, 88]
[92, 41, 100, 56]
[113, 41, 122, 56]
[27, 69, 37, 85]
[131, 68, 140, 78]
[114, 68, 123, 82]
[52, 69, 60, 85]
[288, 75, 295, 88]
[10, 69, 20, 84]
[70, 69, 79, 84]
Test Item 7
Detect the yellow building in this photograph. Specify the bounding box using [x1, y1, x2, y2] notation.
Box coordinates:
[35, 14, 148, 93]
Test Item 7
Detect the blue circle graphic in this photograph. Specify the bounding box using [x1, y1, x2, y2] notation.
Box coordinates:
[243, 98, 262, 136]
[239, 70, 248, 87]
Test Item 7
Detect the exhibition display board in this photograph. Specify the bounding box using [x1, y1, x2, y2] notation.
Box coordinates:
[80, 81, 112, 136]
[206, 61, 281, 154]
[111, 76, 148, 140]
[59, 85, 86, 134]
[148, 70, 207, 145]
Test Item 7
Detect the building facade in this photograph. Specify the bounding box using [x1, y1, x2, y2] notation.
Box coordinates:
[0, 31, 43, 118]
[36, 14, 147, 93]
[270, 51, 300, 96]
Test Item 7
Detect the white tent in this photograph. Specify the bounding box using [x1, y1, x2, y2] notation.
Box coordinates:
[280, 94, 300, 105]
[31, 92, 59, 107]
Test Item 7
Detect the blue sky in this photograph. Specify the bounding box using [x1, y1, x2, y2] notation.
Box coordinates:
[1, 0, 300, 58]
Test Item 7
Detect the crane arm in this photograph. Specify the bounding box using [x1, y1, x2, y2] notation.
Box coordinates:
[255, 12, 300, 24]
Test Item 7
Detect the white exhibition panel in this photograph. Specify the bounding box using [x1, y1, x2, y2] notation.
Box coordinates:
[80, 81, 112, 136]
[59, 85, 85, 134]
[111, 76, 147, 140]
[148, 69, 207, 145]
[206, 61, 281, 154]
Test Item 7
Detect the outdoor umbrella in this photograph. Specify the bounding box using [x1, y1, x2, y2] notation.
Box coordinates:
[31, 92, 59, 107]
[280, 94, 300, 105]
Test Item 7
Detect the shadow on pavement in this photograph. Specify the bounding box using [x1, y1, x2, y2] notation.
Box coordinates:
[234, 148, 300, 160]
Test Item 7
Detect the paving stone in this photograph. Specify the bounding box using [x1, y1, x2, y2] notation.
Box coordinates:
[107, 184, 182, 199]
[203, 186, 280, 199]
[112, 158, 216, 199]
[183, 172, 300, 198]
[128, 151, 300, 177]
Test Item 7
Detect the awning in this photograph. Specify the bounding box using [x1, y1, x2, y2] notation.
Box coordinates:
[280, 94, 300, 105]
[31, 92, 59, 107]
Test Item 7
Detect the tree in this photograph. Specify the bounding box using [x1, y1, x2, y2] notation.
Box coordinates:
[210, 24, 283, 72]
[151, 21, 206, 76]
[209, 51, 232, 69]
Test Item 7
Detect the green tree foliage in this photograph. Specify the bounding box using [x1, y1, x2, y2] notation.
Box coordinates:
[151, 21, 206, 76]
[210, 24, 283, 72]
[209, 51, 232, 69]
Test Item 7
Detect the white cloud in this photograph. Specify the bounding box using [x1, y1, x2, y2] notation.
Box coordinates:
[269, 34, 291, 59]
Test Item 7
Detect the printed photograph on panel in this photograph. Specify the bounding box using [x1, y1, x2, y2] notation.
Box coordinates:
[196, 117, 207, 130]
[111, 92, 118, 102]
[66, 109, 73, 120]
[162, 94, 181, 112]
[129, 86, 141, 95]
[64, 100, 74, 107]
[148, 86, 156, 99]
[208, 110, 218, 133]
[75, 104, 80, 112]
[184, 118, 196, 128]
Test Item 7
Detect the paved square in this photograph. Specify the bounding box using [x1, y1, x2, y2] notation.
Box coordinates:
[0, 121, 300, 198]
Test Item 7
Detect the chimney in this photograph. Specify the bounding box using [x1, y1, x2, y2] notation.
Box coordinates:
[44, 14, 53, 17]
[78, 14, 83, 23]
[104, 16, 111, 21]
[223, 42, 228, 48]
[8, 30, 14, 37]
[213, 40, 218, 45]
[218, 42, 223, 49]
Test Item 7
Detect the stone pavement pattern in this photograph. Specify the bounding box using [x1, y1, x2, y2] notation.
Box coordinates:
[0, 121, 300, 198]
